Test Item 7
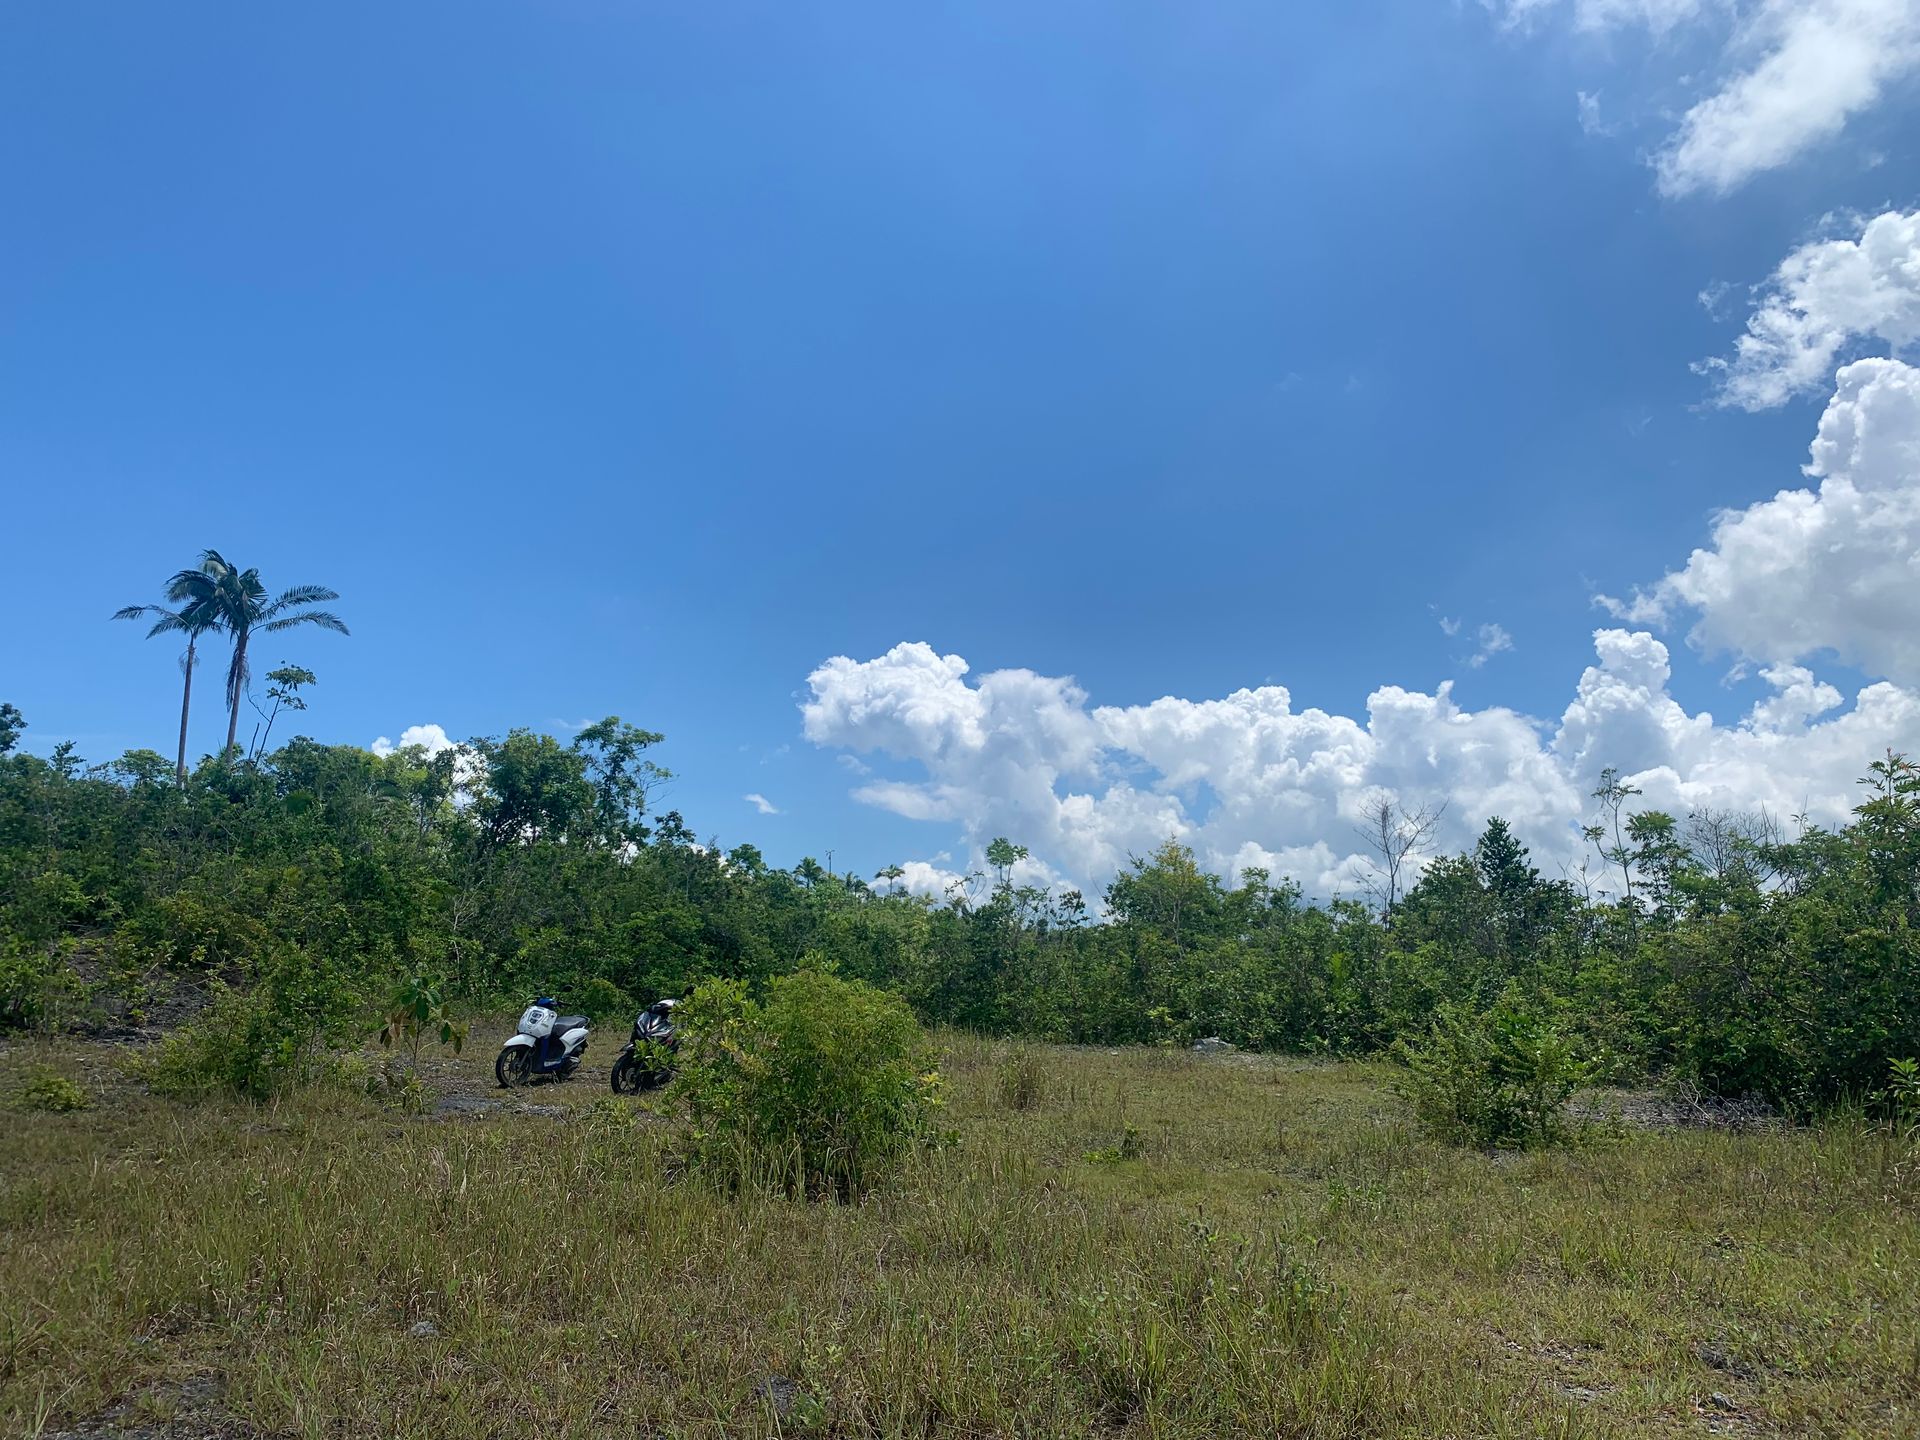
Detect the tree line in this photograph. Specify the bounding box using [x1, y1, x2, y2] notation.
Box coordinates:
[3, 690, 1916, 1108]
[0, 548, 1913, 1107]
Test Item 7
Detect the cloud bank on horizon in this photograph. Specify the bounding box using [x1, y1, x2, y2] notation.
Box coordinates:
[803, 204, 1920, 902]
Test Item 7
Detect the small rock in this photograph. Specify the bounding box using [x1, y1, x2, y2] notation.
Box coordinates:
[1695, 1342, 1757, 1380]
[1192, 1037, 1237, 1055]
[175, 1375, 222, 1408]
[408, 1319, 441, 1339]
[433, 1094, 502, 1118]
[1707, 1391, 1736, 1412]
[752, 1375, 799, 1418]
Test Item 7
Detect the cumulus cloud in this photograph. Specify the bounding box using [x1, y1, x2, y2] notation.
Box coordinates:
[802, 631, 1920, 901]
[1604, 357, 1920, 682]
[744, 792, 782, 816]
[371, 723, 457, 758]
[1497, 0, 1920, 197]
[1699, 208, 1920, 408]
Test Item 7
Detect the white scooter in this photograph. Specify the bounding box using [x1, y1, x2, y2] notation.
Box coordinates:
[495, 997, 589, 1087]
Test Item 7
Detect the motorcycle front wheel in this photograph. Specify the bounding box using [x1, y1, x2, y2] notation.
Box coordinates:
[610, 1052, 642, 1095]
[495, 1046, 533, 1089]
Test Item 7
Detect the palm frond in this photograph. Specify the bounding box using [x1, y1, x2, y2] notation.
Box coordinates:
[178, 597, 224, 632]
[114, 602, 196, 640]
[166, 568, 213, 603]
[263, 610, 349, 636]
[269, 585, 341, 613]
[145, 613, 191, 639]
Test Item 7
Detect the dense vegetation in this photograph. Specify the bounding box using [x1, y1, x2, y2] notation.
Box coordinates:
[4, 683, 1917, 1112]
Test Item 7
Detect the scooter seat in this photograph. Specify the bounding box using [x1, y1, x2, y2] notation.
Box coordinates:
[553, 1015, 589, 1034]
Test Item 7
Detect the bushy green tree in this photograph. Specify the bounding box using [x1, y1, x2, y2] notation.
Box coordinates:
[673, 970, 945, 1197]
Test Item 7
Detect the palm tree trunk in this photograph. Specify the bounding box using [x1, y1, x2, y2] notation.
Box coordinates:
[225, 632, 247, 757]
[176, 635, 195, 785]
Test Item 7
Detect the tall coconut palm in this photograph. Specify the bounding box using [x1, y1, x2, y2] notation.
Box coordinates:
[174, 550, 349, 758]
[114, 578, 224, 785]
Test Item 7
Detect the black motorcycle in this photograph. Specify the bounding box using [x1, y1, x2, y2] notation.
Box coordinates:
[609, 999, 678, 1094]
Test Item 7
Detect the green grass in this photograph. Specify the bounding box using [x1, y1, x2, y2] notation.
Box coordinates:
[3, 1032, 1916, 1437]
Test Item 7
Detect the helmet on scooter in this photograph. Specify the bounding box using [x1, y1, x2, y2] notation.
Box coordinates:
[534, 996, 557, 1010]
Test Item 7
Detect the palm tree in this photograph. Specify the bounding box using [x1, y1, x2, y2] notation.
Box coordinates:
[114, 581, 223, 785]
[173, 550, 349, 758]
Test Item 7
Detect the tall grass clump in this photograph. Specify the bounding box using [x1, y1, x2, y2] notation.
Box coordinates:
[996, 1045, 1045, 1111]
[1393, 990, 1586, 1150]
[674, 969, 947, 1198]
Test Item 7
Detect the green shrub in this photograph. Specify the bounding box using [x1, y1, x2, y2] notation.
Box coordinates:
[378, 973, 467, 1065]
[1085, 1124, 1143, 1164]
[1885, 1057, 1920, 1142]
[140, 950, 359, 1103]
[576, 976, 635, 1023]
[0, 940, 90, 1032]
[1394, 991, 1586, 1150]
[674, 970, 947, 1197]
[17, 1064, 90, 1113]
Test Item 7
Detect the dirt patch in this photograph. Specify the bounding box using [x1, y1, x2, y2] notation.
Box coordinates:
[1572, 1087, 1781, 1133]
[42, 1374, 253, 1440]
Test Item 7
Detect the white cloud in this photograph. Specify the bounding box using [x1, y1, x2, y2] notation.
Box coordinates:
[368, 722, 484, 804]
[1468, 623, 1516, 668]
[1656, 0, 1920, 197]
[1577, 89, 1616, 135]
[1494, 0, 1713, 33]
[371, 723, 456, 759]
[744, 792, 782, 816]
[803, 629, 1920, 901]
[1498, 0, 1920, 197]
[1699, 207, 1920, 408]
[1605, 357, 1920, 682]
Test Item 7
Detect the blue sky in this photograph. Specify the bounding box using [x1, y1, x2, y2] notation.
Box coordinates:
[6, 2, 1920, 896]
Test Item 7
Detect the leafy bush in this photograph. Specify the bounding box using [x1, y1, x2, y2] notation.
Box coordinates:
[1886, 1057, 1920, 1143]
[1085, 1124, 1143, 1164]
[140, 950, 360, 1102]
[0, 940, 90, 1032]
[674, 970, 947, 1197]
[378, 973, 467, 1065]
[576, 976, 635, 1023]
[1394, 991, 1586, 1150]
[17, 1064, 90, 1113]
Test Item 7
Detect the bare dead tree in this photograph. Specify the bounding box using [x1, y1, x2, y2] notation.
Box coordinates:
[1354, 796, 1447, 916]
[1686, 805, 1786, 888]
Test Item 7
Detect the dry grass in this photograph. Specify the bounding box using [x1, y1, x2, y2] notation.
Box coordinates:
[2, 1029, 1916, 1438]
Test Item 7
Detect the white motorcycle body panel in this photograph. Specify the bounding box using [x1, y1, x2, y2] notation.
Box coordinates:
[500, 1033, 537, 1051]
[560, 1025, 589, 1052]
[518, 1005, 556, 1038]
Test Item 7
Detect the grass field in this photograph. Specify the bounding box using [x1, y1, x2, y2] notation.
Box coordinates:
[3, 1029, 1916, 1438]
